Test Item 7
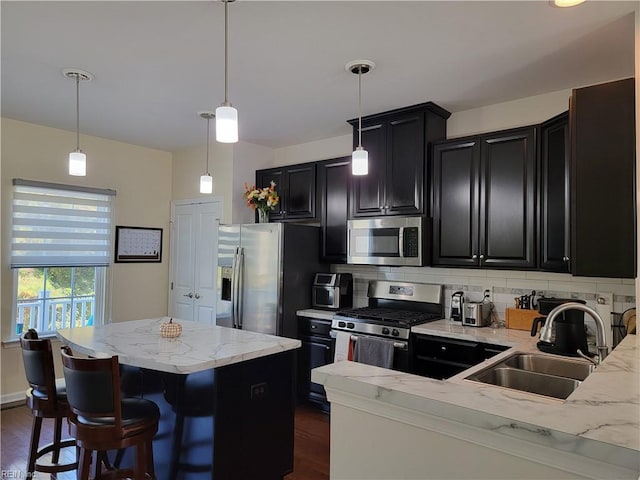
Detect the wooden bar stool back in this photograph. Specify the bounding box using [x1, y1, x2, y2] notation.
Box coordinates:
[60, 346, 160, 480]
[20, 329, 78, 477]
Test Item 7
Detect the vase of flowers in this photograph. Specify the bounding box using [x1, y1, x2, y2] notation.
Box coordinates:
[243, 181, 279, 223]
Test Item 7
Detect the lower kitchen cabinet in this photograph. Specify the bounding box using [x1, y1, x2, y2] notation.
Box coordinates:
[298, 316, 334, 410]
[411, 333, 508, 380]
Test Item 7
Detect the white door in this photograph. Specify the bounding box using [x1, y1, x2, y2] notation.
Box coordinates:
[169, 200, 221, 324]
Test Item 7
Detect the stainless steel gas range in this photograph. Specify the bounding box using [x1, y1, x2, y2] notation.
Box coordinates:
[331, 280, 444, 372]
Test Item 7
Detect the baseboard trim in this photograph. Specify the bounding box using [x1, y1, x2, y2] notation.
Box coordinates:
[1, 391, 25, 408]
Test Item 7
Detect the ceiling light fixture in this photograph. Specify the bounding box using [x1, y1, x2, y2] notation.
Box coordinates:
[346, 60, 375, 176]
[216, 0, 238, 143]
[63, 68, 93, 176]
[550, 0, 585, 7]
[199, 112, 215, 194]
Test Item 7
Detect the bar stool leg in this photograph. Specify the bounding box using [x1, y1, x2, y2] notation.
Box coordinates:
[146, 440, 156, 480]
[52, 415, 63, 464]
[78, 448, 92, 480]
[27, 415, 42, 476]
[169, 412, 185, 480]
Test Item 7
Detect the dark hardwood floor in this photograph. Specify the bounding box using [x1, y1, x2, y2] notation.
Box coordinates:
[1, 402, 330, 480]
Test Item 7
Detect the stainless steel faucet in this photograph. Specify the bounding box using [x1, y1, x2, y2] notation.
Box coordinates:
[541, 302, 609, 364]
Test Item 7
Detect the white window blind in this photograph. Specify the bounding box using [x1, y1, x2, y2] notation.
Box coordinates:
[11, 179, 116, 268]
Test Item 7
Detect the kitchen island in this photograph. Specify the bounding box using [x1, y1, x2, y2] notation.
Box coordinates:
[57, 317, 301, 480]
[312, 320, 639, 479]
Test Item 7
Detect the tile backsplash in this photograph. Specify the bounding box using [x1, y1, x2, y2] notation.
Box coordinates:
[332, 264, 636, 327]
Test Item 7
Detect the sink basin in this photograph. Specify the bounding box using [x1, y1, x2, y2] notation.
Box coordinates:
[465, 352, 594, 399]
[468, 367, 580, 399]
[502, 353, 594, 381]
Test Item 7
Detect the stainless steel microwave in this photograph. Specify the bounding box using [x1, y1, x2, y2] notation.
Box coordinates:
[347, 216, 427, 266]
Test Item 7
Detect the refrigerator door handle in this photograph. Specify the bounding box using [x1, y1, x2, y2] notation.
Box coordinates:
[236, 247, 245, 329]
[231, 247, 240, 328]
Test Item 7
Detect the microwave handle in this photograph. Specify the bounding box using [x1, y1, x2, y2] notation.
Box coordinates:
[398, 227, 404, 258]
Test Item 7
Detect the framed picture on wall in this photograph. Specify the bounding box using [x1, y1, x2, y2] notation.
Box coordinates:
[114, 226, 163, 263]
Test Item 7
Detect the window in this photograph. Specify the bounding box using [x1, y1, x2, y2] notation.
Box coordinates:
[11, 179, 115, 337]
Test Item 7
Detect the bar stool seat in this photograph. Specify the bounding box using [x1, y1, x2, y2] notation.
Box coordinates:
[61, 346, 160, 480]
[20, 329, 78, 477]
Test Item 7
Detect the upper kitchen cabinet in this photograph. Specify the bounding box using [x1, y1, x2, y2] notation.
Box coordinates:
[539, 111, 570, 273]
[256, 163, 317, 222]
[348, 102, 450, 218]
[570, 78, 636, 278]
[432, 126, 537, 269]
[317, 156, 351, 263]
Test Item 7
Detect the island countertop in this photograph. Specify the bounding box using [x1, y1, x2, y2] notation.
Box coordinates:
[312, 320, 640, 475]
[57, 317, 301, 374]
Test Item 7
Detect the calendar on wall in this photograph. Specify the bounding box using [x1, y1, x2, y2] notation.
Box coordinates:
[115, 226, 163, 263]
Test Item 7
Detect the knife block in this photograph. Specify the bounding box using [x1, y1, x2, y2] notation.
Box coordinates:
[505, 308, 541, 331]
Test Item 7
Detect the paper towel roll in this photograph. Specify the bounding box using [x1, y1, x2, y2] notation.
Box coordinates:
[595, 300, 613, 349]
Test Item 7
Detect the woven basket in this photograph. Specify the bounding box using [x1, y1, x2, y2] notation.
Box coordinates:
[160, 318, 182, 338]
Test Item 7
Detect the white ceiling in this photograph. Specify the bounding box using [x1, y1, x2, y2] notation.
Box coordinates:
[1, 1, 636, 152]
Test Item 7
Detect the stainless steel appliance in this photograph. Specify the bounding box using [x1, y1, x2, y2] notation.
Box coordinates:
[311, 273, 353, 310]
[331, 280, 443, 372]
[216, 223, 325, 338]
[347, 216, 427, 266]
[450, 291, 464, 322]
[462, 302, 491, 327]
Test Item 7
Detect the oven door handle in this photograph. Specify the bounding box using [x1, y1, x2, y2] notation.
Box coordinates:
[329, 330, 408, 351]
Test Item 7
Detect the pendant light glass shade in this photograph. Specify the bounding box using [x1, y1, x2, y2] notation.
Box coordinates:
[352, 147, 368, 176]
[64, 69, 93, 177]
[200, 174, 213, 194]
[216, 105, 238, 143]
[69, 151, 87, 176]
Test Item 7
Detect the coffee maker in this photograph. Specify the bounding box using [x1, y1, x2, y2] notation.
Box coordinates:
[450, 291, 464, 322]
[532, 298, 589, 357]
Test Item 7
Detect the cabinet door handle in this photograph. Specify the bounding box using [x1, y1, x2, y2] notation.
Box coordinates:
[472, 254, 477, 260]
[440, 345, 447, 352]
[311, 325, 317, 329]
[183, 293, 193, 298]
[479, 254, 485, 260]
[563, 256, 570, 262]
[325, 346, 331, 351]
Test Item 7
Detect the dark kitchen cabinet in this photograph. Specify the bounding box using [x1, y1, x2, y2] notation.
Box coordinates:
[256, 163, 316, 222]
[411, 334, 508, 380]
[348, 102, 449, 218]
[432, 126, 537, 269]
[297, 316, 333, 410]
[317, 156, 351, 263]
[539, 111, 570, 273]
[570, 78, 636, 278]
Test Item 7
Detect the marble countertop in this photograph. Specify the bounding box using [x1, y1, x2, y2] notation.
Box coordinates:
[313, 319, 640, 471]
[296, 308, 336, 321]
[57, 317, 301, 374]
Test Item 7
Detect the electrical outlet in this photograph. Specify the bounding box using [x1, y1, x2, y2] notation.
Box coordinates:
[250, 382, 268, 400]
[484, 289, 492, 302]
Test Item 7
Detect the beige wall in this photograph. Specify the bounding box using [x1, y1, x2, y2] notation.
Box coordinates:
[1, 118, 172, 401]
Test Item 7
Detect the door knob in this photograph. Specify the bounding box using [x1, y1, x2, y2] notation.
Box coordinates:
[194, 293, 200, 299]
[183, 293, 193, 298]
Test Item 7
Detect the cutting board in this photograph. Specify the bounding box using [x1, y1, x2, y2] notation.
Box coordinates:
[505, 308, 541, 331]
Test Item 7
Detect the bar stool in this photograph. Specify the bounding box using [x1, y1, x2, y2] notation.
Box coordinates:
[162, 369, 216, 478]
[60, 346, 160, 480]
[19, 329, 78, 477]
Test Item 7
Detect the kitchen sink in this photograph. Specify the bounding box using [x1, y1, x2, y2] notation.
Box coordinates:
[465, 353, 594, 400]
[502, 353, 595, 381]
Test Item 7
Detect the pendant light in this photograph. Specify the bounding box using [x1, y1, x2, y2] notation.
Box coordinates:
[346, 60, 375, 176]
[199, 112, 215, 194]
[216, 0, 238, 143]
[63, 69, 93, 176]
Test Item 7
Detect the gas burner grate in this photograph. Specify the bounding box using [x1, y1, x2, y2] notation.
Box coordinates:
[336, 307, 440, 325]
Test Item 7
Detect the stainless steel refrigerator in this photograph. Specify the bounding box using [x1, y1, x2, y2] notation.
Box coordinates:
[216, 223, 327, 338]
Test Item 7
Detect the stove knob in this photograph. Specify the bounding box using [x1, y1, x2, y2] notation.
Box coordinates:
[338, 321, 346, 328]
[347, 322, 355, 329]
[391, 329, 400, 337]
[381, 327, 390, 335]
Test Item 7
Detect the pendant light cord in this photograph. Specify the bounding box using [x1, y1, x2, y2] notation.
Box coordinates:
[75, 74, 80, 151]
[224, 0, 229, 105]
[357, 66, 363, 149]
